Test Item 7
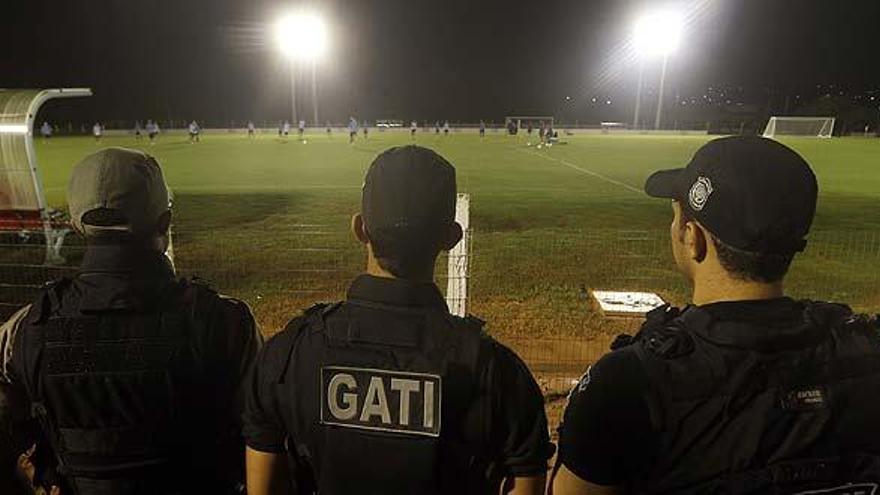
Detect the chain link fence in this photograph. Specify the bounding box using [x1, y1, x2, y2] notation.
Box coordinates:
[0, 226, 878, 430]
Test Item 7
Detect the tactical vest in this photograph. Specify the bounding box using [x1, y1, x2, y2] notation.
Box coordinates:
[13, 278, 224, 495]
[619, 302, 880, 494]
[273, 299, 495, 495]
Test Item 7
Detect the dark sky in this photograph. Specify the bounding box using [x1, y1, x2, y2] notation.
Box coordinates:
[3, 0, 878, 124]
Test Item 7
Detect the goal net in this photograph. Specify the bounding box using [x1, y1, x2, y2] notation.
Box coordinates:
[762, 116, 835, 139]
[505, 116, 554, 131]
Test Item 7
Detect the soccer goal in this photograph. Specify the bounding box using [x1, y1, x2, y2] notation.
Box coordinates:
[762, 116, 835, 139]
[505, 116, 554, 131]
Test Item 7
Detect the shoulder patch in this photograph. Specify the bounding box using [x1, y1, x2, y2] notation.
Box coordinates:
[320, 366, 441, 437]
[575, 365, 592, 393]
[792, 483, 877, 495]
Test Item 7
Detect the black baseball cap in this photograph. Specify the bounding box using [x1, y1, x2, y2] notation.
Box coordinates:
[362, 145, 456, 247]
[644, 136, 818, 254]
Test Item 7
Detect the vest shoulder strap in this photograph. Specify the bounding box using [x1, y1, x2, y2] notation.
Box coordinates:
[25, 278, 73, 325]
[626, 304, 697, 360]
[445, 313, 487, 371]
[271, 302, 341, 383]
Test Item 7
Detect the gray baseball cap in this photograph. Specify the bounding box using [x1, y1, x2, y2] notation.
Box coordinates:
[67, 147, 171, 236]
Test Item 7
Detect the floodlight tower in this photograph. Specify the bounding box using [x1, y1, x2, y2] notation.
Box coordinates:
[633, 11, 683, 130]
[275, 12, 328, 126]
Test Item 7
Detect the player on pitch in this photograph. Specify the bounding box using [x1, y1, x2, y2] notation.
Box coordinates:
[553, 136, 880, 494]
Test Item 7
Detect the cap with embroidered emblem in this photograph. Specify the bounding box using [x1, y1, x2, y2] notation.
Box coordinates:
[644, 136, 817, 254]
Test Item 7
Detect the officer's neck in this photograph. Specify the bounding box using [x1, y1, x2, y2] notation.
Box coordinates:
[691, 271, 784, 306]
[365, 251, 435, 283]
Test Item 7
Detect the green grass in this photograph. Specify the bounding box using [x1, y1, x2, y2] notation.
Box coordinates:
[29, 131, 880, 367]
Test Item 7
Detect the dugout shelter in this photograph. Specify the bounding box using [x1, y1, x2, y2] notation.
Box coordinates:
[0, 88, 92, 264]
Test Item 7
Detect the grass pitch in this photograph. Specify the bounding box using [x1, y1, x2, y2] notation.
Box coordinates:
[31, 131, 880, 379]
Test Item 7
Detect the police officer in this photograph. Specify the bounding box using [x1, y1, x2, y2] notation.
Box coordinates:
[0, 147, 262, 494]
[243, 145, 553, 495]
[553, 136, 880, 494]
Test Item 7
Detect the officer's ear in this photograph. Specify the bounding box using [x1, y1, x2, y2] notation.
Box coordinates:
[352, 213, 370, 245]
[441, 222, 463, 251]
[156, 210, 172, 237]
[686, 221, 709, 263]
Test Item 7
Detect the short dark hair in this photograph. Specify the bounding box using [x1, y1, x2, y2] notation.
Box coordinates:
[710, 234, 795, 283]
[679, 205, 794, 283]
[370, 229, 442, 279]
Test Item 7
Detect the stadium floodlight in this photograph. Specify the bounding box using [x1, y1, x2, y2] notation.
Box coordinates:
[632, 10, 684, 130]
[275, 12, 328, 126]
[275, 13, 328, 62]
[633, 11, 683, 58]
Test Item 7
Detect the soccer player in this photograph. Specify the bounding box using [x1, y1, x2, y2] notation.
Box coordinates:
[443, 120, 450, 136]
[326, 121, 332, 138]
[435, 120, 441, 134]
[134, 121, 142, 140]
[147, 120, 160, 145]
[348, 117, 358, 144]
[282, 120, 291, 141]
[410, 120, 418, 139]
[93, 122, 103, 143]
[40, 121, 52, 141]
[362, 120, 369, 140]
[188, 120, 200, 144]
[527, 121, 533, 138]
[545, 124, 556, 147]
[298, 119, 305, 142]
[247, 120, 256, 139]
[479, 120, 486, 139]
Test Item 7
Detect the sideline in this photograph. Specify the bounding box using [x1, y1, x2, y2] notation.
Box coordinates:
[519, 148, 642, 194]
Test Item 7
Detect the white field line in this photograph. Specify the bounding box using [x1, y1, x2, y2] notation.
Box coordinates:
[520, 148, 642, 194]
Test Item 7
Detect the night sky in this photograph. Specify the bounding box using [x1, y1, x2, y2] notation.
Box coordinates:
[3, 0, 878, 125]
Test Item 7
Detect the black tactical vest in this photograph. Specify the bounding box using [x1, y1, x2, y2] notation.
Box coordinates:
[13, 278, 225, 495]
[620, 302, 880, 494]
[273, 299, 495, 495]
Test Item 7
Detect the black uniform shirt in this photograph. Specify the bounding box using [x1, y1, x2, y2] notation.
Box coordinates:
[558, 298, 808, 486]
[0, 243, 262, 487]
[243, 274, 554, 478]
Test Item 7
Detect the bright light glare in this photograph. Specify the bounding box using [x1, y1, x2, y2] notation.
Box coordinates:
[634, 11, 683, 57]
[0, 124, 28, 134]
[275, 13, 328, 61]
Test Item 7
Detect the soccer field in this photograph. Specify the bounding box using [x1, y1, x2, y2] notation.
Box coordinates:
[28, 131, 880, 393]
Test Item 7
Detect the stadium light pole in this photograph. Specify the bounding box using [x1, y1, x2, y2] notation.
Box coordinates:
[275, 12, 328, 126]
[633, 61, 644, 130]
[633, 11, 683, 130]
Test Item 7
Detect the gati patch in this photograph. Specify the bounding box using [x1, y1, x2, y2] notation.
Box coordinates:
[793, 483, 878, 495]
[320, 366, 441, 437]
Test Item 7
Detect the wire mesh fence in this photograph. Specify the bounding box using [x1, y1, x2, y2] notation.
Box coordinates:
[0, 226, 878, 430]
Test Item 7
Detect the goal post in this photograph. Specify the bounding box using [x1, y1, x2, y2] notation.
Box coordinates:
[446, 193, 470, 317]
[505, 116, 554, 131]
[762, 116, 835, 139]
